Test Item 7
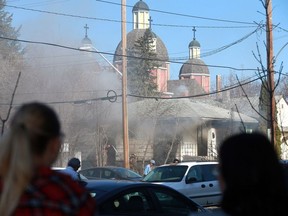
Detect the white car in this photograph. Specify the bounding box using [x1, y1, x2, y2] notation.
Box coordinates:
[142, 161, 221, 207]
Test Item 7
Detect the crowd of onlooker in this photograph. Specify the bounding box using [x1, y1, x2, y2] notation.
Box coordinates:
[0, 101, 287, 215]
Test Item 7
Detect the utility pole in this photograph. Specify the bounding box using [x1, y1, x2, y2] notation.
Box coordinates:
[121, 0, 129, 168]
[266, 0, 276, 147]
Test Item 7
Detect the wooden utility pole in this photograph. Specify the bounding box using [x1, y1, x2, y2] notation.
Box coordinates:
[266, 0, 276, 147]
[121, 0, 129, 168]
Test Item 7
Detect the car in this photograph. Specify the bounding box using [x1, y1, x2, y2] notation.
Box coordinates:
[280, 160, 288, 189]
[79, 166, 142, 181]
[84, 179, 209, 216]
[142, 161, 221, 207]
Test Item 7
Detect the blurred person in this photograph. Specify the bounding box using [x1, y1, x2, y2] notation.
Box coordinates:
[0, 102, 96, 216]
[105, 143, 116, 166]
[129, 153, 139, 173]
[61, 157, 81, 181]
[143, 159, 155, 176]
[218, 132, 288, 216]
[173, 158, 180, 164]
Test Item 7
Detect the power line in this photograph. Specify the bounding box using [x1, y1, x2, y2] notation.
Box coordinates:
[5, 2, 287, 33]
[128, 74, 264, 100]
[95, 1, 288, 33]
[0, 73, 264, 106]
[0, 35, 259, 72]
[171, 26, 261, 60]
[95, 0, 255, 25]
[3, 3, 258, 29]
[277, 26, 288, 33]
[21, 26, 260, 68]
[0, 73, 265, 106]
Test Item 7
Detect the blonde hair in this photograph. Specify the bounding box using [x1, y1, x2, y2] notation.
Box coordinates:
[0, 102, 61, 215]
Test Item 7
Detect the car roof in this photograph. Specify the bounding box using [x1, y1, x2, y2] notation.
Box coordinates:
[81, 166, 135, 171]
[83, 166, 129, 168]
[84, 179, 207, 210]
[158, 161, 218, 167]
[80, 166, 142, 177]
[85, 179, 165, 192]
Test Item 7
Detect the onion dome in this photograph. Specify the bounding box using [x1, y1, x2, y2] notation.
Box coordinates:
[189, 39, 200, 48]
[81, 36, 93, 49]
[133, 0, 149, 12]
[113, 29, 168, 67]
[179, 58, 209, 77]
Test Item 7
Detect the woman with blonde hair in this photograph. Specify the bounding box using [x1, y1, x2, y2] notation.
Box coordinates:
[0, 102, 96, 215]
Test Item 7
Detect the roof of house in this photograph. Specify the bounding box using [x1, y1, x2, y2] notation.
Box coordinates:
[128, 98, 258, 124]
[214, 95, 286, 120]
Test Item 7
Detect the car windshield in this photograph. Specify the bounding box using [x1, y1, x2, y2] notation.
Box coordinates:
[142, 165, 188, 182]
[112, 168, 142, 179]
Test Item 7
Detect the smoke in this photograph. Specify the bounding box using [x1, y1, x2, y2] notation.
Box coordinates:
[176, 85, 189, 96]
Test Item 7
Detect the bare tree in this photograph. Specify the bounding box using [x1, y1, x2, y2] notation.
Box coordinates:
[0, 72, 21, 135]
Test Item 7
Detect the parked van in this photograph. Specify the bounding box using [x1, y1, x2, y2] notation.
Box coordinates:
[142, 161, 221, 207]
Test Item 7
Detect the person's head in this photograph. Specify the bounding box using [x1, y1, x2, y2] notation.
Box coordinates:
[150, 160, 155, 166]
[173, 158, 180, 163]
[8, 102, 62, 165]
[0, 102, 62, 215]
[219, 132, 288, 215]
[68, 158, 81, 171]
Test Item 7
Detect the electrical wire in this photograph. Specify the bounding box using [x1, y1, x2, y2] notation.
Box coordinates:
[171, 26, 261, 60]
[0, 35, 260, 72]
[4, 2, 287, 32]
[1, 70, 269, 106]
[128, 75, 264, 100]
[2, 3, 259, 29]
[95, 0, 255, 25]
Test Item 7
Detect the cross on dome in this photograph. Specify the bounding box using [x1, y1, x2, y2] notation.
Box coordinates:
[148, 16, 153, 30]
[192, 26, 196, 40]
[84, 24, 89, 37]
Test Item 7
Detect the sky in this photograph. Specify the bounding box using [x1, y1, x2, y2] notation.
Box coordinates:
[4, 0, 288, 90]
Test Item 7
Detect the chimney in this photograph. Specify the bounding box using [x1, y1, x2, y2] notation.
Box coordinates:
[216, 75, 222, 101]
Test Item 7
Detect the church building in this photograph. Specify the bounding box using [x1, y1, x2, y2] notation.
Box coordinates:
[113, 0, 170, 93]
[168, 27, 210, 96]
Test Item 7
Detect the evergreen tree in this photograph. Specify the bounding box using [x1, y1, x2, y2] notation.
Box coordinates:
[0, 1, 22, 58]
[127, 29, 160, 97]
[0, 1, 23, 102]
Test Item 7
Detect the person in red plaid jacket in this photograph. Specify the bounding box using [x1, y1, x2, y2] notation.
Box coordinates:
[0, 102, 97, 216]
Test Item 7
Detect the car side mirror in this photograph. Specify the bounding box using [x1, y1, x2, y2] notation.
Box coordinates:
[186, 177, 197, 184]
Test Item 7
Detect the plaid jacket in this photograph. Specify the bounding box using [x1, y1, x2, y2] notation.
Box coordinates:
[2, 167, 97, 215]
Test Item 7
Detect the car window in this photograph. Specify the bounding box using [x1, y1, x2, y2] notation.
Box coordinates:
[99, 190, 153, 214]
[116, 168, 141, 178]
[78, 173, 88, 180]
[81, 169, 101, 178]
[143, 166, 187, 182]
[153, 189, 199, 215]
[201, 164, 218, 181]
[186, 166, 201, 182]
[102, 169, 115, 179]
[126, 170, 140, 178]
[186, 164, 217, 182]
